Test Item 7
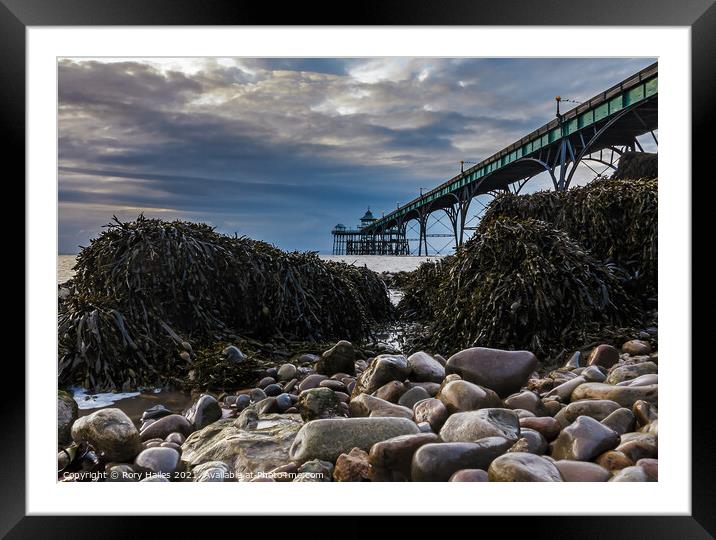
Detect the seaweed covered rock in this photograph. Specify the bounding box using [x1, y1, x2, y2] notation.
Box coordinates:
[612, 152, 658, 180]
[58, 216, 392, 391]
[480, 177, 657, 298]
[395, 259, 450, 320]
[402, 218, 635, 360]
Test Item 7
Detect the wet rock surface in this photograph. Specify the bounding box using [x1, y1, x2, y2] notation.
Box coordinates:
[437, 380, 503, 413]
[185, 394, 222, 430]
[289, 417, 420, 464]
[439, 408, 520, 443]
[315, 341, 356, 377]
[352, 355, 410, 396]
[71, 408, 142, 462]
[182, 414, 303, 480]
[445, 347, 537, 397]
[412, 437, 514, 481]
[58, 390, 79, 446]
[551, 416, 620, 461]
[59, 336, 658, 484]
[369, 433, 440, 481]
[488, 452, 563, 482]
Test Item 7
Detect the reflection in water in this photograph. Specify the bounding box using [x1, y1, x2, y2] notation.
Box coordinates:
[74, 387, 195, 425]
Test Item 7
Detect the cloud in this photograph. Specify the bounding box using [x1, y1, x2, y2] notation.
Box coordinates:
[58, 57, 656, 253]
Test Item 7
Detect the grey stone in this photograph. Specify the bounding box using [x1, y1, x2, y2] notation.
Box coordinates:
[315, 341, 356, 376]
[289, 417, 420, 464]
[368, 432, 439, 481]
[258, 376, 276, 388]
[412, 438, 514, 481]
[621, 340, 652, 356]
[71, 408, 142, 462]
[582, 366, 607, 382]
[437, 379, 502, 414]
[256, 397, 279, 414]
[407, 351, 445, 383]
[185, 394, 222, 430]
[134, 447, 181, 475]
[449, 469, 489, 482]
[277, 363, 298, 381]
[352, 354, 410, 396]
[182, 414, 303, 480]
[606, 362, 658, 385]
[297, 387, 341, 421]
[192, 461, 231, 482]
[600, 408, 636, 435]
[515, 427, 548, 455]
[445, 347, 538, 397]
[412, 398, 449, 432]
[620, 373, 658, 387]
[373, 380, 407, 403]
[563, 399, 621, 423]
[223, 345, 246, 362]
[571, 383, 658, 408]
[439, 408, 520, 443]
[587, 344, 620, 369]
[296, 459, 334, 482]
[235, 394, 251, 411]
[542, 376, 587, 402]
[564, 351, 582, 369]
[398, 386, 431, 408]
[141, 404, 174, 422]
[552, 415, 620, 461]
[298, 374, 329, 392]
[488, 452, 563, 481]
[263, 383, 283, 397]
[609, 465, 649, 482]
[250, 388, 267, 403]
[554, 460, 611, 481]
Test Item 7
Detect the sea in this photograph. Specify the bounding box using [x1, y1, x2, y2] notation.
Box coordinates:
[57, 254, 442, 284]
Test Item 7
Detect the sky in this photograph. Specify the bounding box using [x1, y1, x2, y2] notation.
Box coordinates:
[58, 57, 656, 254]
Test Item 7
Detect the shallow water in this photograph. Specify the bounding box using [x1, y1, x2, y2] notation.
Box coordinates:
[72, 387, 142, 410]
[74, 387, 195, 424]
[58, 254, 77, 284]
[319, 255, 442, 274]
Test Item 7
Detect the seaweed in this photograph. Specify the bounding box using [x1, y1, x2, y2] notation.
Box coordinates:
[399, 218, 639, 362]
[480, 178, 657, 300]
[612, 151, 657, 180]
[393, 258, 451, 321]
[58, 215, 392, 391]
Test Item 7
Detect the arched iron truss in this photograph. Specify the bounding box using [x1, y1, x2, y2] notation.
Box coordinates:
[333, 63, 658, 256]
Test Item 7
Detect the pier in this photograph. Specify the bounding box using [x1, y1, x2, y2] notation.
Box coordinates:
[332, 62, 658, 256]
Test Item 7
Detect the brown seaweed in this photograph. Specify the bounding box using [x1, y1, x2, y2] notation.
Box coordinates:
[58, 215, 392, 391]
[480, 178, 657, 300]
[399, 217, 641, 362]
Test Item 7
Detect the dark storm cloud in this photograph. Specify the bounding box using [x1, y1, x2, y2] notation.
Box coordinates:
[58, 57, 655, 253]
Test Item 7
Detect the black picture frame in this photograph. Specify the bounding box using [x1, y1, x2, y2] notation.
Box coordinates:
[5, 0, 710, 537]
